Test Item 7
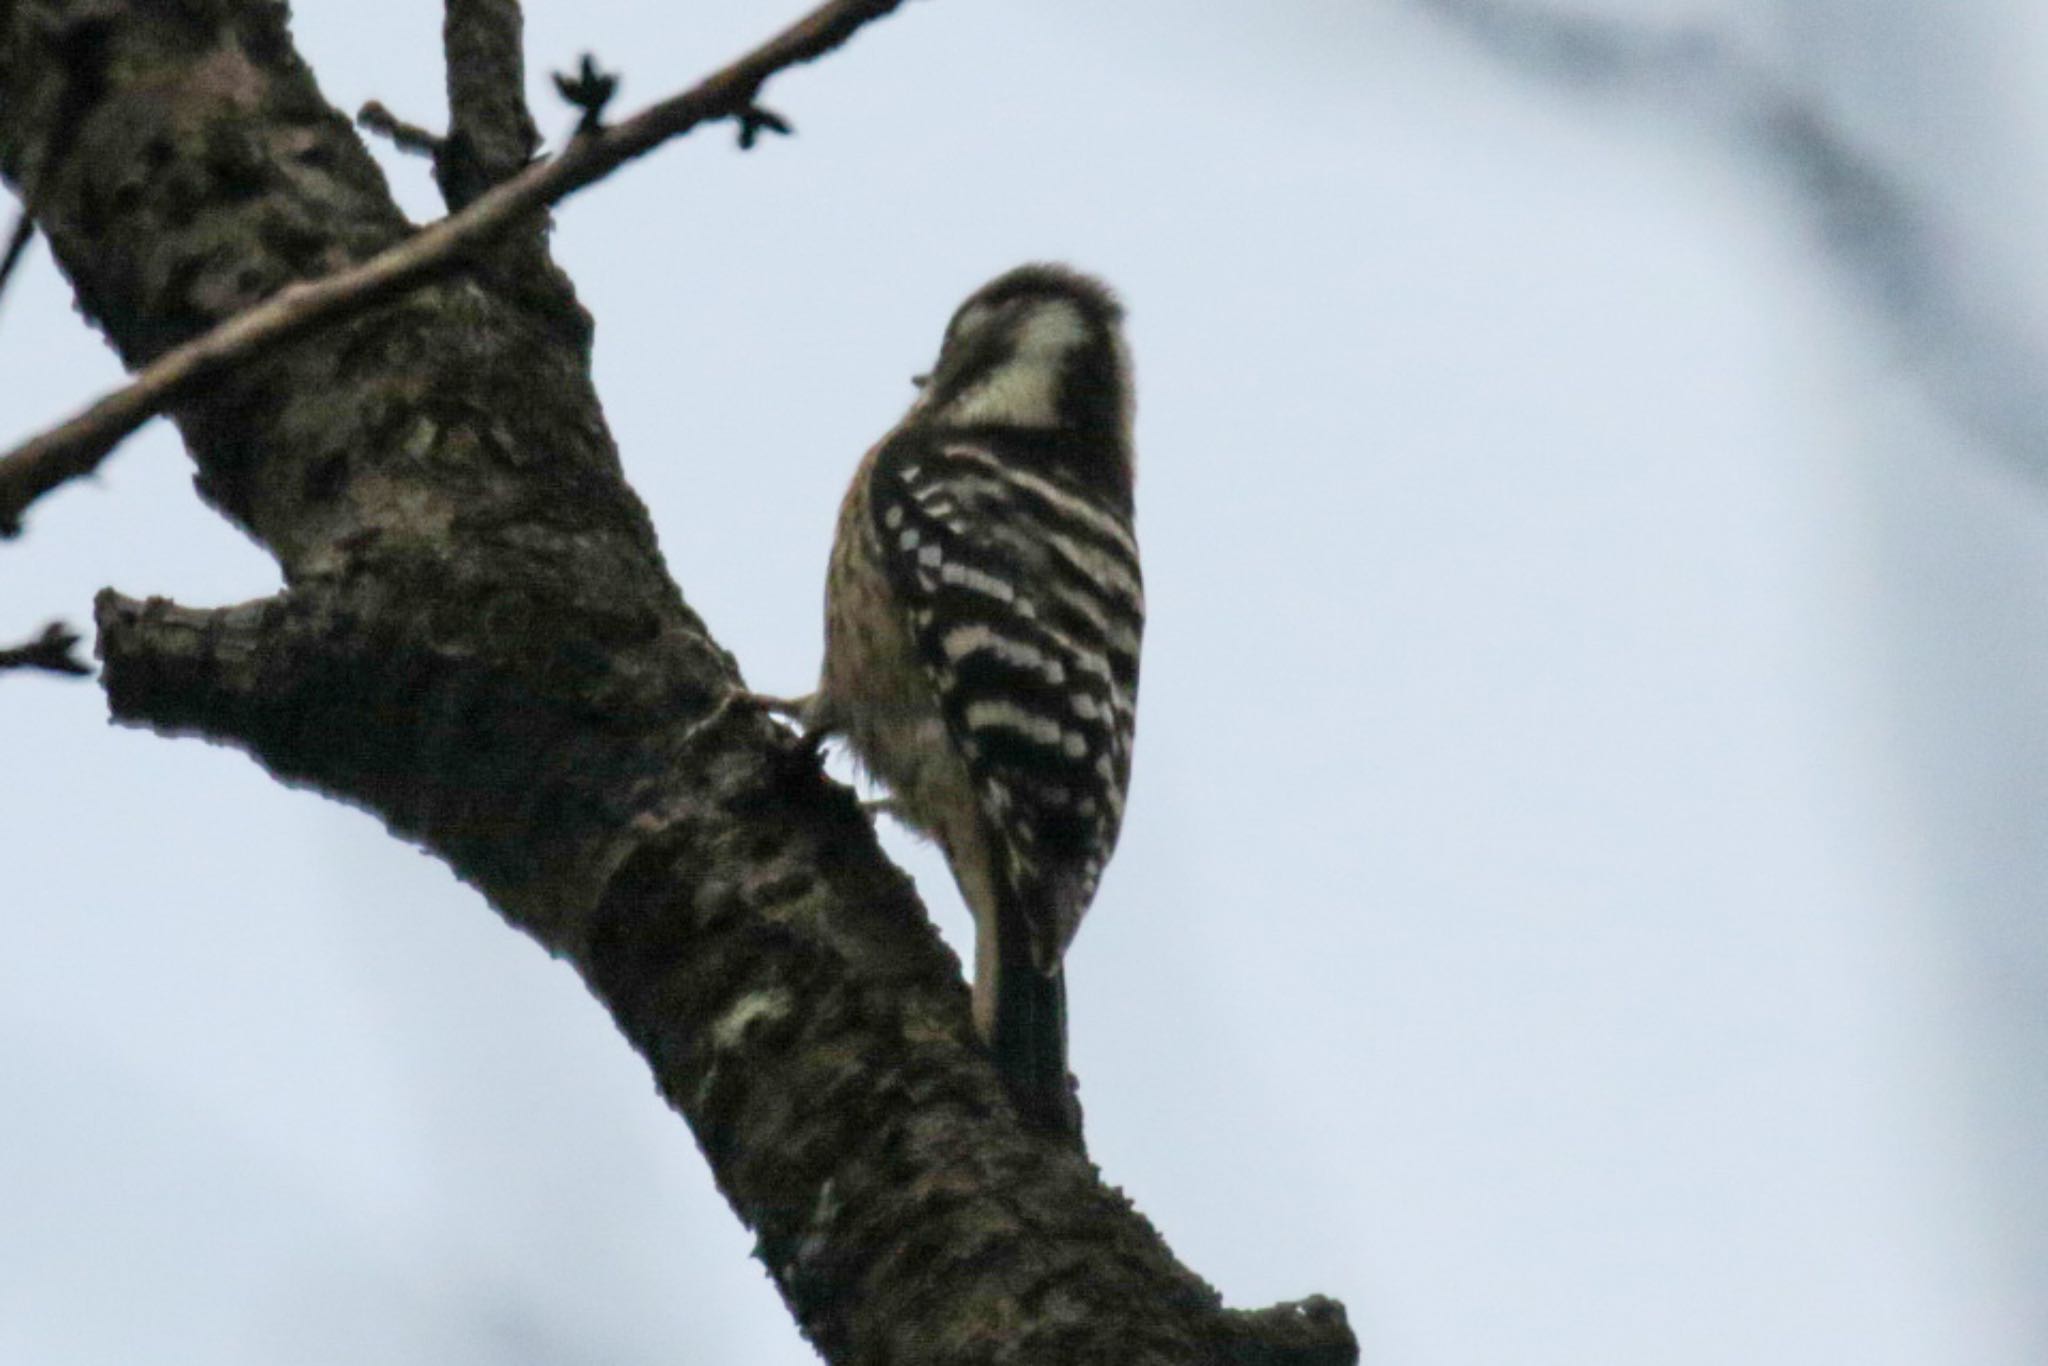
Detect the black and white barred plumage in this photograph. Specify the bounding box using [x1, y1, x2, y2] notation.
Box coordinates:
[810, 264, 1141, 1137]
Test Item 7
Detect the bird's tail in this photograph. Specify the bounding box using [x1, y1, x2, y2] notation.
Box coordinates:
[992, 898, 1082, 1141]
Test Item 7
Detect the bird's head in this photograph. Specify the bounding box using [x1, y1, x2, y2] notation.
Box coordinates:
[914, 265, 1133, 468]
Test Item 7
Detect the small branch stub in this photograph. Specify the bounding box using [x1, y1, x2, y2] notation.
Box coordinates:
[356, 100, 446, 160]
[736, 103, 794, 149]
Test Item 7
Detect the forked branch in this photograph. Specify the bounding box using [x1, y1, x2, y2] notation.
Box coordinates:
[0, 0, 906, 537]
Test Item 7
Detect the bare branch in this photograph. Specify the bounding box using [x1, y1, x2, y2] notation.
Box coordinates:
[356, 99, 447, 160]
[0, 620, 90, 677]
[0, 0, 907, 539]
[443, 0, 541, 206]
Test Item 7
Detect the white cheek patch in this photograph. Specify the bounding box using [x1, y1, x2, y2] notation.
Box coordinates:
[939, 300, 1092, 429]
[944, 366, 1061, 428]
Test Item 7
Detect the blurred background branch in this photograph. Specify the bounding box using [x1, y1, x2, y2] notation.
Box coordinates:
[1414, 0, 2048, 483]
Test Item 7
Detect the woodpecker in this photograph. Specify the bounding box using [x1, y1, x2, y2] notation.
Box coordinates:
[806, 263, 1142, 1138]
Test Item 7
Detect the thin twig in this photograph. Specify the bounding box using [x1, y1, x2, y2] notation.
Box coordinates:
[0, 207, 34, 320]
[357, 99, 446, 159]
[0, 0, 907, 538]
[0, 620, 90, 677]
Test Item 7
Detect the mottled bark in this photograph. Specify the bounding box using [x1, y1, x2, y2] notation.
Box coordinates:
[440, 0, 538, 207]
[0, 2, 1356, 1361]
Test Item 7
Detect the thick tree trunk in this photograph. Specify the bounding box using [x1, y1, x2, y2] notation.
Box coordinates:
[0, 3, 1355, 1361]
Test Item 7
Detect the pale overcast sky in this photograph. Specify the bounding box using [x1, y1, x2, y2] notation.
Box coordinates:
[3, 2, 2044, 1362]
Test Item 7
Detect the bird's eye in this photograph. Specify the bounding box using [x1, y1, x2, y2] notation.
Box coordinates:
[910, 373, 931, 390]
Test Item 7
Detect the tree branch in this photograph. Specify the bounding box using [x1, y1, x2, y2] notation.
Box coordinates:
[0, 619, 89, 677]
[89, 583, 1352, 1364]
[2, 1, 1355, 1358]
[356, 1, 543, 213]
[0, 0, 908, 538]
[442, 0, 540, 208]
[356, 98, 446, 160]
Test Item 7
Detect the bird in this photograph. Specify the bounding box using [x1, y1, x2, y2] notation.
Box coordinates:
[796, 263, 1142, 1138]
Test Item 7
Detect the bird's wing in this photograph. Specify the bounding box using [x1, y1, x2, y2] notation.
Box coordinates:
[869, 432, 1142, 964]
